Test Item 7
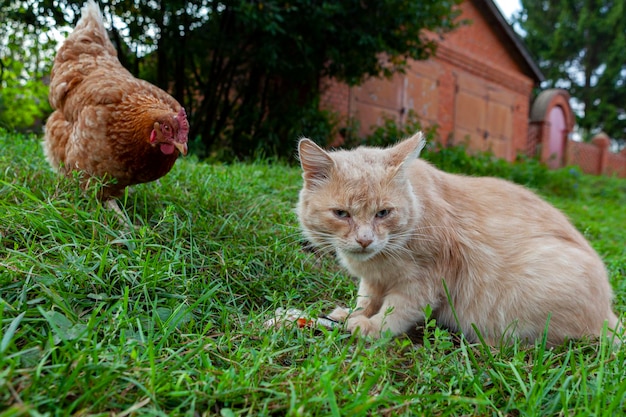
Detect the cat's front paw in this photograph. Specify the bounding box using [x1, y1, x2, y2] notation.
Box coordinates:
[327, 306, 350, 322]
[346, 315, 382, 338]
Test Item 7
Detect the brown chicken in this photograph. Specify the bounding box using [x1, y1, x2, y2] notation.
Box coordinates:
[44, 0, 188, 211]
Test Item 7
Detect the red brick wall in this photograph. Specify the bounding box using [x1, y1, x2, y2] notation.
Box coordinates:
[565, 136, 626, 178]
[319, 1, 626, 178]
[423, 0, 535, 160]
[436, 66, 456, 142]
[445, 2, 521, 75]
[320, 78, 350, 119]
[566, 141, 602, 175]
[606, 153, 626, 177]
[319, 0, 536, 161]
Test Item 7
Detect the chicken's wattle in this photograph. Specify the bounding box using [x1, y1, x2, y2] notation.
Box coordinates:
[160, 143, 175, 155]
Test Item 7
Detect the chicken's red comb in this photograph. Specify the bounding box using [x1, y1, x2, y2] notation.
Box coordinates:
[176, 108, 189, 143]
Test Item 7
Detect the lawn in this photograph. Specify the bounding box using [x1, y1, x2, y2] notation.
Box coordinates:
[1, 130, 625, 416]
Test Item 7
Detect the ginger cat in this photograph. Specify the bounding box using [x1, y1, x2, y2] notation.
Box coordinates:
[296, 132, 620, 345]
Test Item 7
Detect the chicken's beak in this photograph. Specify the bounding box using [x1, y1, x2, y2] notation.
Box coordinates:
[174, 142, 188, 156]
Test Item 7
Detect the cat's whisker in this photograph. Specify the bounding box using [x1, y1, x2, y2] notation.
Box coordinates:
[305, 245, 337, 260]
[390, 234, 440, 247]
[381, 248, 406, 264]
[382, 244, 419, 263]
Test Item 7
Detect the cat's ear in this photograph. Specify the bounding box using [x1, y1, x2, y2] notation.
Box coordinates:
[388, 131, 426, 168]
[298, 138, 334, 186]
[387, 132, 426, 180]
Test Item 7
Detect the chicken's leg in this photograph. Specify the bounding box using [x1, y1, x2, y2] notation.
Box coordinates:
[105, 198, 131, 228]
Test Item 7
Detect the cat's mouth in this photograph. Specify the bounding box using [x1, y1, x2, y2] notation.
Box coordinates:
[343, 247, 378, 260]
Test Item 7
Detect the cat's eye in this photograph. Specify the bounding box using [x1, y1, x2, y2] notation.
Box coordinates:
[333, 209, 350, 219]
[376, 209, 391, 218]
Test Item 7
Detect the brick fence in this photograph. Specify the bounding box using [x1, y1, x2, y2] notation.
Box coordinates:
[566, 133, 626, 178]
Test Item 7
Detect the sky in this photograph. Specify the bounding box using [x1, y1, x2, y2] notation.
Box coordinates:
[492, 0, 521, 21]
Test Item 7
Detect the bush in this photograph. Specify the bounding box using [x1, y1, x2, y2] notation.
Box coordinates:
[342, 113, 582, 198]
[343, 110, 438, 149]
[423, 143, 581, 197]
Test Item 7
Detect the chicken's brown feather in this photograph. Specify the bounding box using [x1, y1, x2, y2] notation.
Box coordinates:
[44, 0, 188, 201]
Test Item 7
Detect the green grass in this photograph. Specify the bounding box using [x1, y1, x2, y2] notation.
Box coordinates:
[1, 130, 625, 416]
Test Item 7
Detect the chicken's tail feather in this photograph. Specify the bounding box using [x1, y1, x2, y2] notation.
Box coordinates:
[80, 1, 105, 26]
[48, 0, 118, 109]
[72, 0, 116, 55]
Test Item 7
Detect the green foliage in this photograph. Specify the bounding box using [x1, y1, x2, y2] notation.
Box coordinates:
[341, 111, 581, 198]
[0, 3, 55, 132]
[0, 60, 51, 131]
[1, 0, 462, 159]
[1, 130, 626, 415]
[342, 110, 439, 149]
[515, 0, 626, 142]
[422, 143, 583, 198]
[181, 0, 462, 159]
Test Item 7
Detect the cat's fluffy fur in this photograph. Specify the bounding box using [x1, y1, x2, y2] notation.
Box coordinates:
[296, 132, 620, 345]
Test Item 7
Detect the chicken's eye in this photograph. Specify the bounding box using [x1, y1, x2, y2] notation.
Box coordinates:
[333, 210, 350, 219]
[164, 125, 171, 131]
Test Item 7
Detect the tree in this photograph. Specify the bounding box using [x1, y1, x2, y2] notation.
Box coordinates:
[1, 0, 461, 158]
[515, 0, 626, 143]
[0, 1, 56, 131]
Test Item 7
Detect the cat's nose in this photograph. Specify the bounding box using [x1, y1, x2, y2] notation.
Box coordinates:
[356, 237, 373, 248]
